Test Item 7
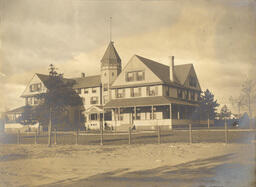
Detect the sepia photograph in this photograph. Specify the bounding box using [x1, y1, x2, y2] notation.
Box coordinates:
[0, 0, 255, 186]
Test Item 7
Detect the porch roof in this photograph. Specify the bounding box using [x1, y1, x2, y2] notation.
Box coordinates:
[104, 96, 198, 108]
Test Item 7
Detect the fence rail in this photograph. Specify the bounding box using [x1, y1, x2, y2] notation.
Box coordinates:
[1, 125, 256, 146]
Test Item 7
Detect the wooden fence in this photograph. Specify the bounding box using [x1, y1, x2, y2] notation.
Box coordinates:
[1, 124, 256, 145]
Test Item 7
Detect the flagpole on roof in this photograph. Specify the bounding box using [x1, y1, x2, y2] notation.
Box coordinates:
[110, 17, 112, 42]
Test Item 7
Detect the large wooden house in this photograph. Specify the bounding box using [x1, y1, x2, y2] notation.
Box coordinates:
[7, 41, 202, 130]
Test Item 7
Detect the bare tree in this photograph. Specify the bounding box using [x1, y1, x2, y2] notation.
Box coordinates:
[229, 95, 244, 118]
[241, 78, 256, 128]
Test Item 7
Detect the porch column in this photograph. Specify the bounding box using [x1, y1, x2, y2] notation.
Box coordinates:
[134, 106, 137, 120]
[169, 104, 172, 128]
[177, 105, 180, 120]
[118, 107, 121, 120]
[97, 113, 100, 129]
[151, 106, 154, 120]
[103, 108, 105, 130]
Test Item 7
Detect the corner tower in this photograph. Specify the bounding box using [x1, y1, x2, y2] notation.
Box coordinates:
[101, 41, 122, 104]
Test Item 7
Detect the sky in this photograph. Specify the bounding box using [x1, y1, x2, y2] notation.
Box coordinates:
[0, 0, 256, 113]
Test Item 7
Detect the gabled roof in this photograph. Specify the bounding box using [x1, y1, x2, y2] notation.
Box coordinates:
[72, 75, 101, 89]
[135, 55, 198, 88]
[174, 64, 193, 85]
[101, 42, 121, 66]
[135, 55, 176, 84]
[36, 73, 75, 88]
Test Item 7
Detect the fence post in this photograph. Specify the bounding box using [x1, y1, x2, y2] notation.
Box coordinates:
[128, 127, 131, 145]
[225, 119, 228, 144]
[54, 128, 57, 145]
[35, 130, 37, 144]
[157, 125, 161, 144]
[17, 130, 20, 144]
[100, 124, 103, 146]
[188, 124, 192, 144]
[75, 129, 79, 145]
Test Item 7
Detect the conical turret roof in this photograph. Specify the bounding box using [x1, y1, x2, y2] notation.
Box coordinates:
[101, 42, 121, 66]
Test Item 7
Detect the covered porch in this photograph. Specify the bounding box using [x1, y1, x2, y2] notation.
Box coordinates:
[84, 105, 112, 130]
[104, 96, 199, 131]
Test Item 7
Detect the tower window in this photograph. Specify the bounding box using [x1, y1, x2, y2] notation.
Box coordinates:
[104, 72, 107, 77]
[112, 72, 115, 77]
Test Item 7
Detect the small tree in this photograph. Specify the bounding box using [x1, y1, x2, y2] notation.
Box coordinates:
[219, 105, 232, 120]
[37, 64, 83, 146]
[198, 89, 220, 127]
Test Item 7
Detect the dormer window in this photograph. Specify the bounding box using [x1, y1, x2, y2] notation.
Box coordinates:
[29, 83, 42, 92]
[126, 71, 145, 82]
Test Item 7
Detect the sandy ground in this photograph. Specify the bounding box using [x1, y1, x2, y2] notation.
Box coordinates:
[0, 142, 255, 187]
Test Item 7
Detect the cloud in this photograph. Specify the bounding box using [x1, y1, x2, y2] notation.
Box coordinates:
[1, 0, 256, 112]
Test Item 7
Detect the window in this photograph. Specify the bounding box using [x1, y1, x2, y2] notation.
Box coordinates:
[103, 84, 108, 92]
[189, 76, 197, 87]
[82, 97, 85, 104]
[126, 72, 134, 82]
[165, 86, 169, 96]
[146, 86, 158, 96]
[29, 83, 42, 92]
[177, 89, 183, 99]
[84, 89, 88, 94]
[126, 71, 145, 82]
[28, 97, 33, 105]
[112, 72, 115, 77]
[131, 87, 141, 97]
[184, 90, 189, 100]
[90, 114, 98, 121]
[34, 97, 39, 105]
[133, 112, 141, 120]
[116, 89, 125, 98]
[191, 91, 195, 100]
[90, 97, 98, 104]
[136, 71, 144, 81]
[92, 88, 97, 93]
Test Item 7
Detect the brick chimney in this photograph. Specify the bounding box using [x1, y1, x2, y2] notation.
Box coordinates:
[81, 72, 85, 78]
[169, 56, 174, 82]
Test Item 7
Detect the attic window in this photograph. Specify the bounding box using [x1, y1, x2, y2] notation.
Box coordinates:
[189, 76, 197, 87]
[126, 71, 145, 82]
[29, 83, 42, 92]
